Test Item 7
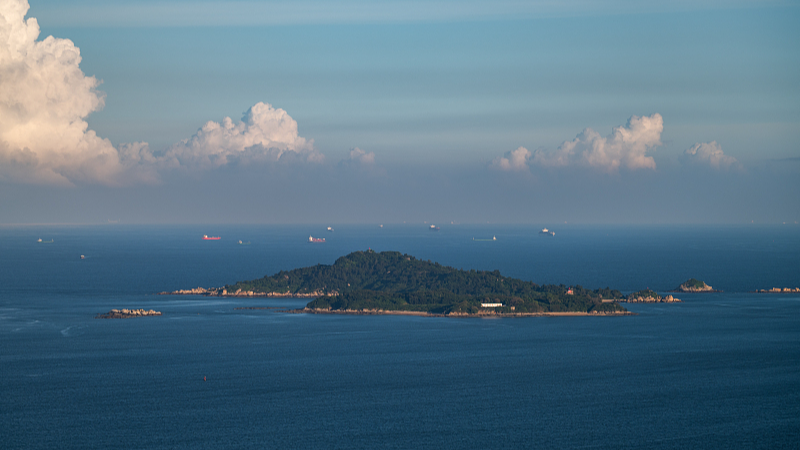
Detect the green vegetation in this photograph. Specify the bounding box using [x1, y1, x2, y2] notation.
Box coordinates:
[627, 289, 661, 300]
[227, 250, 627, 314]
[683, 278, 707, 289]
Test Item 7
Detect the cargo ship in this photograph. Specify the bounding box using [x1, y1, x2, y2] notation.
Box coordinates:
[202, 235, 221, 240]
[539, 228, 555, 236]
[309, 236, 326, 243]
[429, 225, 440, 231]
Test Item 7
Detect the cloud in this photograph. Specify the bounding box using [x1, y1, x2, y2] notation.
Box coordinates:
[490, 146, 531, 171]
[158, 102, 323, 170]
[0, 0, 137, 185]
[343, 147, 375, 166]
[0, 0, 322, 185]
[528, 114, 664, 172]
[338, 147, 385, 177]
[681, 141, 742, 171]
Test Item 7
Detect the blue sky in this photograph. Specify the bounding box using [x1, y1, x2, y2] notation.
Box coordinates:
[1, 0, 798, 223]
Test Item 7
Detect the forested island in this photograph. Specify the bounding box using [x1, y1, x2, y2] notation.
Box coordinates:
[183, 250, 631, 316]
[671, 278, 719, 293]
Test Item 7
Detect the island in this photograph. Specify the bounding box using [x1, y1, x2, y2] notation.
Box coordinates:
[96, 309, 162, 319]
[671, 278, 719, 293]
[621, 289, 681, 303]
[164, 250, 634, 317]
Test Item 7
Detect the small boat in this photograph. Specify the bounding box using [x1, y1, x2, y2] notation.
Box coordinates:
[238, 240, 251, 245]
[80, 255, 85, 259]
[429, 225, 440, 231]
[379, 224, 383, 228]
[309, 236, 326, 243]
[202, 235, 221, 240]
[539, 228, 555, 236]
[327, 226, 334, 232]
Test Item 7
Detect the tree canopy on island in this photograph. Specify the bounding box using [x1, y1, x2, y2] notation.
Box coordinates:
[628, 289, 662, 300]
[682, 278, 707, 288]
[226, 250, 627, 314]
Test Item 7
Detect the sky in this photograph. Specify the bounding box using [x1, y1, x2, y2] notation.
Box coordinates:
[0, 0, 798, 224]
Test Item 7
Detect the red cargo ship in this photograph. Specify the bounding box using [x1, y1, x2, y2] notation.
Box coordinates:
[202, 235, 221, 240]
[308, 236, 326, 243]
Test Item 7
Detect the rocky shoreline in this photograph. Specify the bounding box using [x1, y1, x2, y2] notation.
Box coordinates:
[96, 309, 162, 319]
[159, 287, 330, 298]
[233, 306, 285, 310]
[295, 308, 635, 318]
[671, 287, 721, 293]
[754, 287, 800, 293]
[622, 294, 681, 303]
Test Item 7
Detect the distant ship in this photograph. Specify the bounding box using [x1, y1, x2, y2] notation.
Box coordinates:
[238, 240, 251, 245]
[37, 238, 54, 243]
[473, 236, 497, 242]
[202, 235, 221, 240]
[539, 228, 555, 236]
[309, 236, 326, 243]
[327, 227, 334, 232]
[430, 225, 440, 231]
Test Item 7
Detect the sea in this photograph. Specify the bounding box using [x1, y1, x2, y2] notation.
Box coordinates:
[1, 224, 798, 449]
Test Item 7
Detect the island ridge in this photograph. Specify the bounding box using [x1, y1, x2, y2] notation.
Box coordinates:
[168, 250, 631, 316]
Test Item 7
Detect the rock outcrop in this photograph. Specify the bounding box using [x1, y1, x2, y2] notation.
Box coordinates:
[96, 309, 162, 319]
[166, 287, 210, 295]
[160, 287, 334, 298]
[622, 290, 681, 303]
[673, 279, 717, 292]
[756, 287, 800, 293]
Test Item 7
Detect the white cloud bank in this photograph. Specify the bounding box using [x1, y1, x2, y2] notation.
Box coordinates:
[0, 0, 320, 186]
[681, 141, 742, 171]
[491, 113, 664, 173]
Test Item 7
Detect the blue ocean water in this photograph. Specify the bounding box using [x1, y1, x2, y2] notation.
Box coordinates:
[1, 224, 799, 449]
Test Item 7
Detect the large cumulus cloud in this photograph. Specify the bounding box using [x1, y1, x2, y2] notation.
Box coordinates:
[0, 0, 320, 186]
[0, 0, 129, 185]
[492, 114, 664, 173]
[130, 102, 324, 172]
[158, 102, 323, 169]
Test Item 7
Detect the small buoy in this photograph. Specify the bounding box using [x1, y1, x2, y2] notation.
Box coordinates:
[203, 376, 206, 382]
